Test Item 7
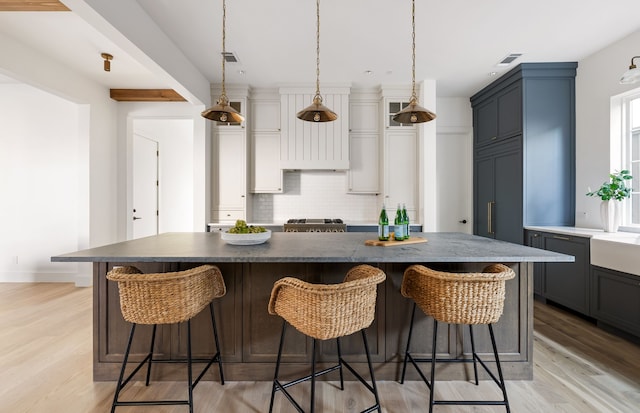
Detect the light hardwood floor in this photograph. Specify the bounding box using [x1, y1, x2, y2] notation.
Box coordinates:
[1, 283, 639, 412]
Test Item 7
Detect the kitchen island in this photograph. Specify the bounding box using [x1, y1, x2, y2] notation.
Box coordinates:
[52, 231, 572, 381]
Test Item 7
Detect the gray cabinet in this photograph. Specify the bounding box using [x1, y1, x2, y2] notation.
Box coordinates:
[591, 266, 640, 337]
[524, 230, 590, 315]
[542, 233, 590, 315]
[472, 63, 577, 245]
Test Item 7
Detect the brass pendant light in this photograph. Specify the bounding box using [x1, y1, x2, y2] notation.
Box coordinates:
[296, 0, 337, 122]
[392, 0, 436, 124]
[620, 55, 640, 84]
[202, 0, 244, 123]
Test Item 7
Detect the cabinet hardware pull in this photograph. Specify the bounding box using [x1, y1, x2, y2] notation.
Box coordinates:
[553, 235, 570, 240]
[491, 136, 497, 140]
[488, 201, 495, 234]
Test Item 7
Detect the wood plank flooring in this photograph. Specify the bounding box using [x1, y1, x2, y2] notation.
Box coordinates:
[1, 283, 639, 412]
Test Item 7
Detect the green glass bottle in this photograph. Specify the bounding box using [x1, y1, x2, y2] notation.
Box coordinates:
[378, 204, 390, 241]
[402, 203, 410, 240]
[394, 203, 405, 241]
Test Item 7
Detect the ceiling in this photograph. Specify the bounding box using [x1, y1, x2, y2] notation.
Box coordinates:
[1, 0, 640, 101]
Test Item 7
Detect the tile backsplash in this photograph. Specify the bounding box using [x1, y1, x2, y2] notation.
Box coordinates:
[251, 170, 379, 223]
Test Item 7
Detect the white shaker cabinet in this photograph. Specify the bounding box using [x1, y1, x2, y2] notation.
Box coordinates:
[382, 130, 418, 222]
[212, 128, 248, 222]
[347, 98, 380, 194]
[250, 98, 282, 193]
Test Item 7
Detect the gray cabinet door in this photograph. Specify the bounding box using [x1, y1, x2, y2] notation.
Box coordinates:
[543, 234, 590, 314]
[591, 266, 640, 337]
[474, 142, 522, 244]
[474, 98, 498, 147]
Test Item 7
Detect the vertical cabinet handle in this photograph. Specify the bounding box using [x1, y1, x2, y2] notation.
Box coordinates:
[488, 201, 495, 234]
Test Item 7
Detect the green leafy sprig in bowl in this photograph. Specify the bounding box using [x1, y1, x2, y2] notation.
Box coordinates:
[586, 170, 633, 201]
[226, 220, 267, 234]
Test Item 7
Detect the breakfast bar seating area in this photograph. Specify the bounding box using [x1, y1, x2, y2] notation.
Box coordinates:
[51, 231, 573, 386]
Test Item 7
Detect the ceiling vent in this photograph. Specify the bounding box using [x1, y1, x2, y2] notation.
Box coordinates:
[222, 52, 238, 63]
[497, 53, 522, 67]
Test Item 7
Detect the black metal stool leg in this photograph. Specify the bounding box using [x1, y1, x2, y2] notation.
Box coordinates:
[336, 336, 345, 391]
[428, 319, 438, 413]
[469, 324, 479, 385]
[111, 323, 136, 413]
[362, 329, 382, 413]
[187, 319, 194, 413]
[400, 303, 417, 384]
[145, 324, 157, 386]
[310, 338, 317, 413]
[209, 302, 225, 384]
[269, 320, 287, 413]
[488, 324, 511, 413]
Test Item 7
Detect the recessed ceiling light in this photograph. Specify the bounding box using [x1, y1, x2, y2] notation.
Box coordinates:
[364, 70, 373, 75]
[489, 71, 498, 77]
[238, 70, 245, 75]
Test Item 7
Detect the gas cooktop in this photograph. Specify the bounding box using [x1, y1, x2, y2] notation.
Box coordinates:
[286, 218, 344, 224]
[284, 218, 346, 232]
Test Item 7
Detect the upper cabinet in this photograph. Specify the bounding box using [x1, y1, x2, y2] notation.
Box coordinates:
[250, 94, 282, 193]
[471, 62, 577, 243]
[347, 91, 381, 194]
[279, 86, 350, 170]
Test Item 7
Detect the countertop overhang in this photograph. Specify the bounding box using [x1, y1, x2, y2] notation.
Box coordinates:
[52, 231, 573, 264]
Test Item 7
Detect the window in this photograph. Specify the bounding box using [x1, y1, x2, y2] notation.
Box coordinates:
[623, 94, 640, 226]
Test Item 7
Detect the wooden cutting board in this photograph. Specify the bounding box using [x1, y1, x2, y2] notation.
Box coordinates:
[365, 236, 428, 247]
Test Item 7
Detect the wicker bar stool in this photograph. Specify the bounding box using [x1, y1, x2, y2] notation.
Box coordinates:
[267, 264, 386, 413]
[400, 264, 515, 413]
[106, 264, 226, 413]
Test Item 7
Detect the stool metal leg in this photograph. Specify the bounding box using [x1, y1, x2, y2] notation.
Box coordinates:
[310, 338, 317, 413]
[209, 302, 225, 385]
[428, 319, 438, 413]
[111, 323, 137, 413]
[145, 324, 157, 386]
[361, 329, 382, 413]
[400, 303, 417, 384]
[269, 320, 287, 413]
[489, 324, 511, 413]
[336, 337, 345, 391]
[187, 319, 194, 413]
[469, 324, 479, 385]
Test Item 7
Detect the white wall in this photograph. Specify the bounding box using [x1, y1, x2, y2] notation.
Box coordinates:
[0, 31, 118, 285]
[0, 83, 81, 282]
[575, 28, 640, 228]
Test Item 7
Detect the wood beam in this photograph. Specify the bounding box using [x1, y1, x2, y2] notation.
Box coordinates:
[0, 1, 70, 11]
[109, 89, 187, 102]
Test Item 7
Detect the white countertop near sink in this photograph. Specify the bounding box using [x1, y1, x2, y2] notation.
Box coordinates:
[526, 226, 640, 276]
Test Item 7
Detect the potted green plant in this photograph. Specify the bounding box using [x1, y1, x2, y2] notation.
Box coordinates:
[586, 170, 633, 232]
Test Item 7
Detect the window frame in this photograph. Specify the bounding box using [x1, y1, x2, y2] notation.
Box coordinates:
[619, 91, 640, 231]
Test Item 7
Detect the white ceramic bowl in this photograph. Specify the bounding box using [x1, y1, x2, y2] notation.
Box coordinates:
[221, 229, 271, 245]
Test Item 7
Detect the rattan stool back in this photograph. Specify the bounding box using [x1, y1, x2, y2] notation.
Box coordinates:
[401, 264, 515, 325]
[107, 264, 226, 325]
[268, 264, 386, 340]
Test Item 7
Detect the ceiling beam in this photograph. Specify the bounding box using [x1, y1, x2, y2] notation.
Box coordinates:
[0, 1, 70, 11]
[109, 89, 186, 102]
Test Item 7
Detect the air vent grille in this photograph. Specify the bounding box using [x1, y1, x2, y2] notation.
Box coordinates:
[222, 52, 238, 63]
[497, 53, 522, 66]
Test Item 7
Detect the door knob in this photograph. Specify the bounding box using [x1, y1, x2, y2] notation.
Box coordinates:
[133, 216, 142, 220]
[459, 219, 467, 224]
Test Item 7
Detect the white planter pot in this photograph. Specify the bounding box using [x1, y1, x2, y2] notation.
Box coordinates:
[600, 200, 621, 232]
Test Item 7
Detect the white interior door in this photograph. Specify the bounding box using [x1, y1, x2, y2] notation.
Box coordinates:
[133, 134, 159, 238]
[436, 132, 473, 233]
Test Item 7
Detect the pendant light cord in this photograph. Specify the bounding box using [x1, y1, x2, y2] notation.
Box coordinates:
[411, 0, 417, 102]
[315, 0, 321, 99]
[221, 0, 227, 100]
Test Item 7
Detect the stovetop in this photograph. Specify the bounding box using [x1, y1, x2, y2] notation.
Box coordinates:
[286, 218, 344, 224]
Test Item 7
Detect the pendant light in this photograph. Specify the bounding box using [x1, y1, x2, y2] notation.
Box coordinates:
[202, 0, 244, 123]
[296, 0, 337, 122]
[392, 0, 436, 124]
[620, 55, 640, 84]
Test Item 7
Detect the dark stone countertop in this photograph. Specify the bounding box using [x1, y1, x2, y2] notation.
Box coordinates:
[51, 232, 574, 264]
